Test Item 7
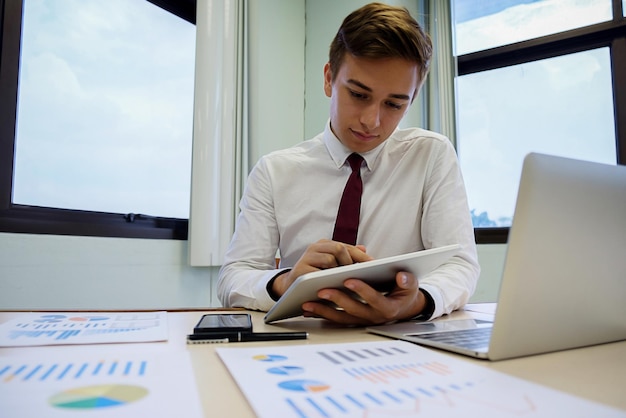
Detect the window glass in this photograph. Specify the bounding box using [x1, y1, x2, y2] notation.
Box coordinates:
[453, 0, 612, 56]
[456, 48, 616, 227]
[13, 0, 195, 218]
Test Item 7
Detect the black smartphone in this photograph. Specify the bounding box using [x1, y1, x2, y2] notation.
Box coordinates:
[192, 313, 253, 335]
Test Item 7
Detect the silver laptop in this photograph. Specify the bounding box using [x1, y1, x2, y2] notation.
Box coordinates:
[368, 153, 626, 360]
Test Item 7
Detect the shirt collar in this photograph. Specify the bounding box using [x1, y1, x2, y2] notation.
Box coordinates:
[323, 120, 387, 171]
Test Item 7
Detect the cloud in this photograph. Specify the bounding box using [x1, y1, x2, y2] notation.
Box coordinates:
[14, 0, 195, 218]
[455, 0, 611, 55]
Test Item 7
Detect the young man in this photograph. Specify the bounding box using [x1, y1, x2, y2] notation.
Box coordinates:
[218, 3, 479, 325]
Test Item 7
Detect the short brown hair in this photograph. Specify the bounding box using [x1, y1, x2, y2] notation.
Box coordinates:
[328, 2, 432, 85]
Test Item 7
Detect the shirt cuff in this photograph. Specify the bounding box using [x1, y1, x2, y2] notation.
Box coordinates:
[413, 288, 435, 320]
[265, 269, 292, 301]
[414, 282, 445, 320]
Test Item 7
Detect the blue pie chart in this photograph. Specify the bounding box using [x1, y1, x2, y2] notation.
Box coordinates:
[278, 379, 330, 393]
[267, 366, 304, 376]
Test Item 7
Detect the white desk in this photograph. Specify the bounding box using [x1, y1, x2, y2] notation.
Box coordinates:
[1, 305, 625, 417]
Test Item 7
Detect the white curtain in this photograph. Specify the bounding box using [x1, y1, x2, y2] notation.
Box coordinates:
[424, 0, 457, 146]
[188, 0, 248, 266]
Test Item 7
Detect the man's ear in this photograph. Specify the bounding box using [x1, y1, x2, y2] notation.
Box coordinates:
[323, 62, 333, 98]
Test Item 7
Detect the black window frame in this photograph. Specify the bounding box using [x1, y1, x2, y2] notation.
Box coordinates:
[0, 0, 196, 240]
[457, 0, 626, 244]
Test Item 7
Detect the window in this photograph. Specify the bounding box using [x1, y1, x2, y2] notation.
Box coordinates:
[0, 0, 197, 239]
[453, 0, 626, 243]
[454, 0, 613, 55]
[14, 0, 195, 218]
[458, 48, 615, 227]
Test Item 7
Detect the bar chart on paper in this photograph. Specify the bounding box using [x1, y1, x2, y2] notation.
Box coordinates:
[0, 352, 203, 417]
[0, 312, 168, 346]
[217, 340, 625, 418]
[0, 358, 149, 384]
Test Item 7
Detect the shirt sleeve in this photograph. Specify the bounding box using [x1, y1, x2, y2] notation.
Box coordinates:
[418, 139, 481, 319]
[217, 158, 284, 311]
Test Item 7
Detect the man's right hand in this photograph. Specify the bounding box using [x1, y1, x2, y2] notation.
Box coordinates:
[271, 239, 372, 298]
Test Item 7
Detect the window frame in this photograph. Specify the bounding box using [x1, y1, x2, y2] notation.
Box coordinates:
[456, 0, 626, 244]
[0, 0, 196, 240]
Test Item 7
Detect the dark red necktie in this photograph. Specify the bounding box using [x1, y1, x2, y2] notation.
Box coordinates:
[332, 153, 364, 245]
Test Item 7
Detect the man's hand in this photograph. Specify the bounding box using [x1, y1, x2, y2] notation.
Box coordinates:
[271, 239, 372, 298]
[301, 271, 427, 325]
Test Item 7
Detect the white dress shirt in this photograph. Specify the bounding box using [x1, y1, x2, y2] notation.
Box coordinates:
[218, 122, 480, 319]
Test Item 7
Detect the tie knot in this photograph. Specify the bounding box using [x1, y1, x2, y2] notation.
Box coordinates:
[347, 153, 363, 172]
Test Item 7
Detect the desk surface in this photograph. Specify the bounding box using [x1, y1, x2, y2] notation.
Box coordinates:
[1, 305, 625, 417]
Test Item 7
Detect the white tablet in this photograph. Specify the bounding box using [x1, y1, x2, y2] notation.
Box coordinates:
[263, 244, 460, 323]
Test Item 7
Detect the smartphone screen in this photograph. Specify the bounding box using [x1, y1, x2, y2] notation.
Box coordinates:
[193, 314, 252, 334]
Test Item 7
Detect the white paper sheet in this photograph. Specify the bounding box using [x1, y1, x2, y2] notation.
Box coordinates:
[0, 350, 203, 418]
[217, 340, 625, 418]
[0, 312, 168, 346]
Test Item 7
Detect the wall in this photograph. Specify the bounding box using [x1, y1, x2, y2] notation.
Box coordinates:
[0, 0, 506, 310]
[0, 230, 504, 309]
[248, 0, 305, 165]
[0, 232, 217, 309]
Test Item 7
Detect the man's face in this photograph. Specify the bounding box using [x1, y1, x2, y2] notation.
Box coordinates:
[324, 54, 420, 153]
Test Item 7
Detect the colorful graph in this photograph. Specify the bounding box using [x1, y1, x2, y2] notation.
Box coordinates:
[1, 359, 147, 383]
[252, 354, 287, 362]
[67, 316, 110, 322]
[278, 379, 330, 393]
[342, 360, 452, 384]
[267, 366, 304, 376]
[49, 384, 148, 409]
[0, 312, 167, 346]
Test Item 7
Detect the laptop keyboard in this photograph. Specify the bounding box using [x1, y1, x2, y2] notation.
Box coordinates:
[414, 327, 492, 350]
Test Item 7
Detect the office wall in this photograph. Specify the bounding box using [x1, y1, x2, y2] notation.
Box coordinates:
[248, 0, 305, 165]
[0, 232, 216, 310]
[0, 0, 506, 310]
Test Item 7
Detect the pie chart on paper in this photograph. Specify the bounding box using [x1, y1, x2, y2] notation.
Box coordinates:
[278, 379, 330, 393]
[267, 366, 305, 376]
[252, 354, 288, 362]
[49, 384, 148, 409]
